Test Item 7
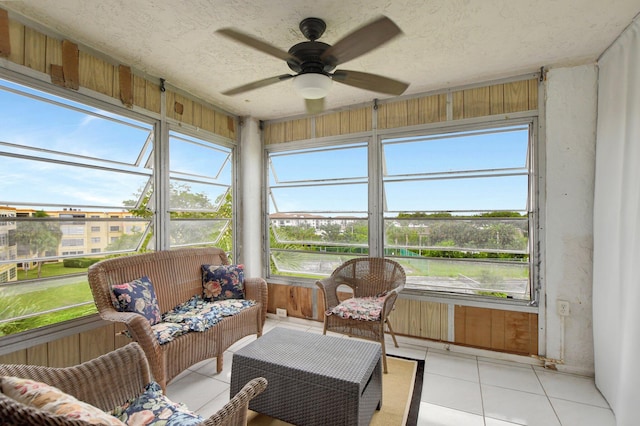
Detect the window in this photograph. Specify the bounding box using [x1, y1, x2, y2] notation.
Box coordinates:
[167, 131, 234, 251]
[266, 121, 536, 303]
[267, 141, 369, 276]
[382, 124, 532, 300]
[0, 77, 154, 336]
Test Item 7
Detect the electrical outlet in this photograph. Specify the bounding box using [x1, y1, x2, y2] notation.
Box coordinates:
[276, 308, 287, 318]
[557, 300, 570, 316]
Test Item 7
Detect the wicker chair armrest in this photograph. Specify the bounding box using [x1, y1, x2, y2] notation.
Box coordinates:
[243, 277, 268, 325]
[380, 284, 404, 318]
[0, 343, 150, 413]
[315, 277, 344, 309]
[199, 377, 267, 426]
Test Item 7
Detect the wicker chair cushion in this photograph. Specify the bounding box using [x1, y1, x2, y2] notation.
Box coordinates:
[111, 381, 203, 425]
[202, 264, 245, 301]
[0, 376, 125, 425]
[162, 295, 257, 332]
[326, 295, 386, 321]
[111, 276, 162, 325]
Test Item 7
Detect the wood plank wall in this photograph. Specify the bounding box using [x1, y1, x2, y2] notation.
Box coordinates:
[264, 79, 538, 144]
[264, 77, 539, 355]
[1, 9, 236, 140]
[0, 323, 130, 367]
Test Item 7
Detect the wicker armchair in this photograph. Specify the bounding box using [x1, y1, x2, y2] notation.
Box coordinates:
[0, 342, 267, 426]
[316, 257, 406, 373]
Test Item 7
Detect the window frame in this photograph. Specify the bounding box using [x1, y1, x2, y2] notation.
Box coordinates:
[265, 114, 540, 311]
[0, 69, 239, 339]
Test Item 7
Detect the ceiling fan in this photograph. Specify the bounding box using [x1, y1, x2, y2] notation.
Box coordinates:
[216, 15, 409, 114]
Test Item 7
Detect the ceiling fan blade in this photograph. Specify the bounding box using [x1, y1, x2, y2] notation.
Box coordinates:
[305, 98, 325, 115]
[320, 16, 402, 67]
[216, 28, 301, 65]
[222, 74, 295, 96]
[332, 70, 409, 96]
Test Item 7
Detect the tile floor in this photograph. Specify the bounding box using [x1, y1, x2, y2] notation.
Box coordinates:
[165, 316, 615, 426]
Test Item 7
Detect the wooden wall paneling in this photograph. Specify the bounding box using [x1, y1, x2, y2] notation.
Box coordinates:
[528, 79, 538, 110]
[79, 324, 114, 363]
[503, 311, 533, 354]
[7, 18, 24, 65]
[201, 107, 215, 133]
[340, 110, 351, 134]
[463, 86, 491, 118]
[440, 304, 449, 341]
[490, 309, 506, 350]
[192, 102, 202, 128]
[406, 299, 423, 336]
[145, 80, 161, 114]
[384, 100, 409, 129]
[213, 110, 228, 138]
[23, 27, 46, 73]
[422, 301, 444, 339]
[45, 36, 62, 75]
[118, 65, 133, 108]
[466, 306, 493, 347]
[406, 98, 421, 126]
[0, 349, 27, 365]
[388, 298, 411, 335]
[503, 80, 529, 113]
[47, 334, 80, 367]
[376, 103, 388, 129]
[286, 118, 310, 141]
[289, 286, 314, 319]
[79, 52, 113, 96]
[266, 283, 288, 313]
[454, 305, 465, 342]
[529, 313, 539, 354]
[452, 90, 464, 120]
[266, 122, 285, 145]
[316, 112, 342, 138]
[26, 343, 48, 366]
[132, 74, 146, 110]
[174, 93, 193, 124]
[349, 107, 371, 133]
[489, 84, 505, 115]
[0, 8, 10, 58]
[165, 90, 176, 120]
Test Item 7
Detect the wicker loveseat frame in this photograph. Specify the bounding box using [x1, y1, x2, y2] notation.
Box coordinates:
[0, 342, 267, 426]
[87, 247, 268, 392]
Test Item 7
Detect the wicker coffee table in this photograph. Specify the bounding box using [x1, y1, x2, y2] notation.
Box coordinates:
[230, 327, 382, 426]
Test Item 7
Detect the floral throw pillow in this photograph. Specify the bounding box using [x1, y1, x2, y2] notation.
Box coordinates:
[202, 264, 245, 301]
[0, 376, 125, 425]
[111, 381, 203, 426]
[111, 276, 162, 325]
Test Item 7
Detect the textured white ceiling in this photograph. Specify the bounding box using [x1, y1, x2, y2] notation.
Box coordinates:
[3, 0, 639, 120]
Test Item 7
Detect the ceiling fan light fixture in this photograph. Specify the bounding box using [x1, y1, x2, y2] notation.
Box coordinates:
[293, 73, 332, 99]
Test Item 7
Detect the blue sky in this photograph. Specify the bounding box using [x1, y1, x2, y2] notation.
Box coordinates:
[1, 77, 529, 214]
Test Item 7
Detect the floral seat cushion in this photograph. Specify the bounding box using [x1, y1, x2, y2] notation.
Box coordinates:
[111, 381, 203, 426]
[326, 295, 386, 321]
[162, 295, 257, 333]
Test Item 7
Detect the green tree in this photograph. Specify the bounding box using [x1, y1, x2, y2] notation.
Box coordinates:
[15, 210, 63, 278]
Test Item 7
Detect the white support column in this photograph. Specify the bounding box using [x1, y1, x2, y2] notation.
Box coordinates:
[238, 117, 263, 276]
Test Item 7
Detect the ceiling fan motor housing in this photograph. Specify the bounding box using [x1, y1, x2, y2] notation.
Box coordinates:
[287, 17, 335, 75]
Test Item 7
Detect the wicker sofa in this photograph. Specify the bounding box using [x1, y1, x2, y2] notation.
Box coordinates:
[0, 342, 268, 426]
[87, 247, 268, 392]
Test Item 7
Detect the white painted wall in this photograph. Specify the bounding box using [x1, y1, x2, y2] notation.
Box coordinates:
[543, 65, 598, 375]
[238, 117, 263, 277]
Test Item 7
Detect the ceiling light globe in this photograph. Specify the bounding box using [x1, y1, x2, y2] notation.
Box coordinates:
[293, 73, 332, 99]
